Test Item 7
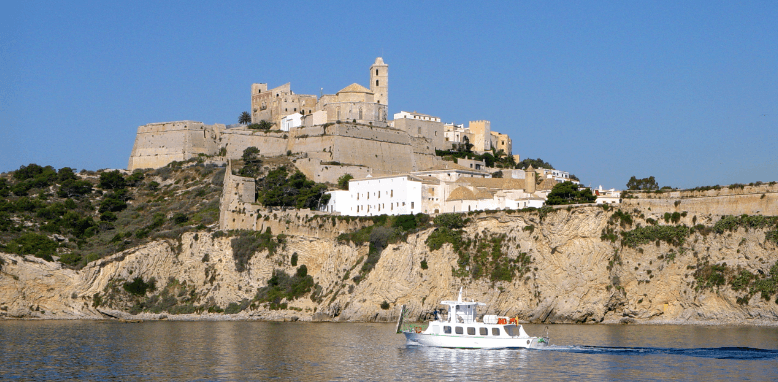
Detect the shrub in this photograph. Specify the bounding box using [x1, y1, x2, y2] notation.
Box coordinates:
[433, 213, 467, 229]
[5, 232, 59, 261]
[420, 259, 428, 269]
[254, 268, 314, 306]
[337, 174, 354, 190]
[99, 170, 126, 190]
[621, 225, 690, 248]
[231, 229, 279, 272]
[171, 213, 189, 225]
[291, 252, 298, 266]
[123, 277, 156, 296]
[380, 300, 390, 310]
[426, 227, 463, 251]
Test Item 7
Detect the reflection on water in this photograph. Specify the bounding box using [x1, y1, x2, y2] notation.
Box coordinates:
[1, 321, 777, 381]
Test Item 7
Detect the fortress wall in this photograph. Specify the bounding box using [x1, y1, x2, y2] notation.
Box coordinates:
[621, 192, 778, 219]
[394, 118, 445, 150]
[293, 125, 326, 137]
[629, 184, 778, 199]
[330, 136, 415, 176]
[222, 130, 288, 158]
[313, 164, 372, 184]
[288, 135, 336, 157]
[329, 124, 410, 144]
[128, 121, 221, 170]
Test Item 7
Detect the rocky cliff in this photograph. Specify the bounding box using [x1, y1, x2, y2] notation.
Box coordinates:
[2, 206, 777, 325]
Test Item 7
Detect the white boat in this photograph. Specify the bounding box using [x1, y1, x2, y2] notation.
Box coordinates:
[396, 288, 549, 349]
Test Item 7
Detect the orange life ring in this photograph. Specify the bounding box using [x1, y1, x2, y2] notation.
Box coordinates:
[415, 327, 422, 333]
[509, 317, 517, 325]
[497, 318, 507, 325]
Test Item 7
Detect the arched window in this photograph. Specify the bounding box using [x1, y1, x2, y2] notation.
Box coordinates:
[376, 69, 379, 75]
[376, 80, 379, 86]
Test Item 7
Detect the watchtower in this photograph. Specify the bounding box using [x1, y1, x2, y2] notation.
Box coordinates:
[370, 57, 388, 106]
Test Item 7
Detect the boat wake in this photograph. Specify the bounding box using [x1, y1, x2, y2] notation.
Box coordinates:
[538, 345, 778, 360]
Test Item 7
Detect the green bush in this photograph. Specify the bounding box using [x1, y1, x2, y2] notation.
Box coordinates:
[255, 268, 314, 306]
[123, 277, 156, 296]
[380, 300, 390, 310]
[231, 229, 279, 272]
[621, 225, 690, 248]
[337, 174, 353, 190]
[426, 227, 462, 251]
[5, 232, 59, 261]
[99, 170, 126, 190]
[433, 213, 467, 229]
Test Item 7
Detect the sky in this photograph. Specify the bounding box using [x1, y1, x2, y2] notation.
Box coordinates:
[1, 1, 776, 190]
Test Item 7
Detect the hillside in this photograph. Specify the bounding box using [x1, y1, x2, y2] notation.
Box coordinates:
[2, 186, 777, 324]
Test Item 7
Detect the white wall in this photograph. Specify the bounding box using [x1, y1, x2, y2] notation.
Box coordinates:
[323, 176, 423, 216]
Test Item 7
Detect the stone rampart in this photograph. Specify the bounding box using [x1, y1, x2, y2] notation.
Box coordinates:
[622, 184, 778, 218]
[221, 129, 288, 158]
[128, 121, 222, 170]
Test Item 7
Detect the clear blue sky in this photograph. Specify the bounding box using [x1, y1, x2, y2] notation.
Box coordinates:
[2, 1, 776, 190]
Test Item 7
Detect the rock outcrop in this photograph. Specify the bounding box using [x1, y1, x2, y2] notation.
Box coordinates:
[2, 206, 777, 325]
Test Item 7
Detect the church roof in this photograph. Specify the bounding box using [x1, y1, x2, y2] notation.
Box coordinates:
[455, 177, 526, 190]
[338, 83, 372, 94]
[447, 186, 477, 201]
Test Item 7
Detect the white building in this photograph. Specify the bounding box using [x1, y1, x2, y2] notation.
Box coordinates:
[281, 113, 303, 131]
[594, 185, 621, 204]
[322, 167, 553, 216]
[394, 111, 441, 122]
[323, 175, 423, 216]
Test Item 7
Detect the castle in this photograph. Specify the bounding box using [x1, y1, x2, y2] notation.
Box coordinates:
[127, 58, 517, 185]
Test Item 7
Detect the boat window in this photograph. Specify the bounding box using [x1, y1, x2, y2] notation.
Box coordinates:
[492, 328, 501, 336]
[480, 327, 488, 336]
[467, 327, 475, 335]
[455, 327, 463, 335]
[504, 326, 518, 336]
[443, 326, 451, 334]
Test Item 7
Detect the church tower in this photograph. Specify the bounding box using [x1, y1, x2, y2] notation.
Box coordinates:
[370, 57, 388, 106]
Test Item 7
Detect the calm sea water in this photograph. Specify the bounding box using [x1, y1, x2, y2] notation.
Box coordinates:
[1, 321, 777, 381]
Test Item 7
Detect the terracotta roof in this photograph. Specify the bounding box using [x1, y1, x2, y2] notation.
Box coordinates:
[416, 161, 479, 172]
[447, 186, 477, 201]
[456, 177, 526, 190]
[474, 188, 494, 199]
[338, 83, 372, 94]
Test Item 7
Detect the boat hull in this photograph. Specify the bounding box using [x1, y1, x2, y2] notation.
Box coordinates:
[403, 332, 547, 349]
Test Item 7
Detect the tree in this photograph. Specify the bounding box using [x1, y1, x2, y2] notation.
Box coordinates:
[546, 181, 597, 205]
[57, 179, 93, 198]
[242, 147, 260, 162]
[99, 170, 126, 190]
[239, 111, 251, 125]
[337, 174, 353, 190]
[626, 176, 659, 191]
[516, 158, 554, 170]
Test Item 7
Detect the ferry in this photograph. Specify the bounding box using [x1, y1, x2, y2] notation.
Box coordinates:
[396, 288, 549, 349]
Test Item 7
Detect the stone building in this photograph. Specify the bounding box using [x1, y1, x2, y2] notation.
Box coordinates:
[251, 57, 389, 127]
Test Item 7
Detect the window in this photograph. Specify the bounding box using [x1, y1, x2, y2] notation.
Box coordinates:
[378, 191, 380, 198]
[359, 108, 363, 120]
[376, 69, 379, 75]
[455, 327, 463, 335]
[467, 327, 476, 335]
[480, 327, 488, 336]
[443, 326, 452, 334]
[492, 328, 501, 336]
[376, 80, 379, 86]
[391, 190, 393, 197]
[411, 202, 414, 209]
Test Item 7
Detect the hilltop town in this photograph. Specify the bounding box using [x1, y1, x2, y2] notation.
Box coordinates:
[4, 57, 776, 325]
[128, 58, 614, 219]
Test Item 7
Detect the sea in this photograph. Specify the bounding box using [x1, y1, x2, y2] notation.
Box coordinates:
[1, 321, 777, 381]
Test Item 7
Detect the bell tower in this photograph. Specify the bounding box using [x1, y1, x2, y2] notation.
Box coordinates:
[370, 57, 388, 106]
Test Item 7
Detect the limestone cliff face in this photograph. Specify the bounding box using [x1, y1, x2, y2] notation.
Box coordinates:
[2, 207, 778, 324]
